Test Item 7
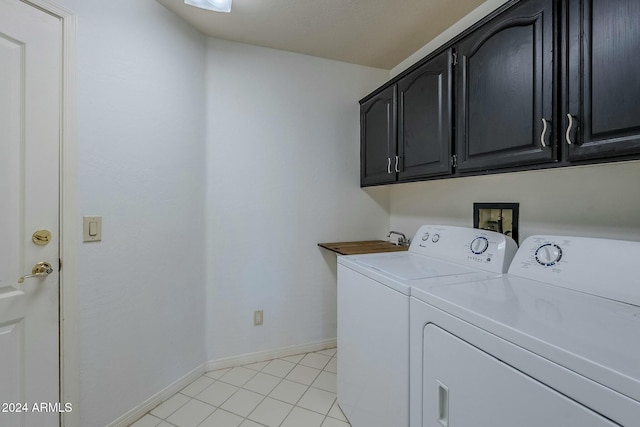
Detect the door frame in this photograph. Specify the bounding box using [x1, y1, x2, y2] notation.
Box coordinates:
[20, 1, 79, 426]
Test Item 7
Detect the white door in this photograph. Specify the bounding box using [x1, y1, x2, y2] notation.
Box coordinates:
[0, 0, 62, 426]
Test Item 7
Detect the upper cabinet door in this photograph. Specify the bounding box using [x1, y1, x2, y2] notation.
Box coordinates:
[397, 49, 453, 181]
[360, 85, 397, 186]
[456, 0, 556, 172]
[566, 0, 640, 161]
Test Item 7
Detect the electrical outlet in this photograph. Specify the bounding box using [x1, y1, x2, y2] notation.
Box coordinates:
[254, 310, 263, 326]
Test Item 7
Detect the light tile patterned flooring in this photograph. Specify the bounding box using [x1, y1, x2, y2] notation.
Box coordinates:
[130, 347, 351, 427]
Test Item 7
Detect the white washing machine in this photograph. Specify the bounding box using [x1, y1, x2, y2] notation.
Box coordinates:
[410, 235, 640, 427]
[337, 225, 517, 427]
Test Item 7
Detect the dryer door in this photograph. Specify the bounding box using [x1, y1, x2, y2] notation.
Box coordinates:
[422, 324, 620, 427]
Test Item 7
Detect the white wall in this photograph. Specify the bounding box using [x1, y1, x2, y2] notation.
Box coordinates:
[47, 0, 388, 422]
[205, 38, 390, 361]
[390, 161, 640, 243]
[55, 1, 207, 426]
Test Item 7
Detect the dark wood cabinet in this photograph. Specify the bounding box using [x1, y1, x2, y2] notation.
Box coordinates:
[360, 85, 396, 186]
[565, 0, 640, 161]
[360, 50, 453, 186]
[455, 0, 556, 172]
[359, 0, 640, 187]
[397, 49, 452, 180]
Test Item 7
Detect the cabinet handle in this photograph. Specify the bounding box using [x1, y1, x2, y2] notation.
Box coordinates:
[540, 118, 549, 148]
[387, 157, 391, 174]
[437, 381, 449, 427]
[566, 114, 575, 145]
[395, 156, 400, 173]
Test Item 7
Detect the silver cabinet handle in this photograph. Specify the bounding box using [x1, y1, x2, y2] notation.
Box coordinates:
[566, 114, 575, 145]
[395, 156, 400, 173]
[540, 118, 549, 148]
[387, 157, 391, 174]
[18, 261, 53, 283]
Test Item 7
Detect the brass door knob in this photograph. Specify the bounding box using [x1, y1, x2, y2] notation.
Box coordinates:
[18, 261, 54, 283]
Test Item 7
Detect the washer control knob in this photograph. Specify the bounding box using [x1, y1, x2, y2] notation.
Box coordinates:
[535, 243, 563, 266]
[470, 237, 489, 254]
[422, 233, 430, 241]
[432, 234, 440, 243]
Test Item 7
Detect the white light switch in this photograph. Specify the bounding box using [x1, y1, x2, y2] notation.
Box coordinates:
[83, 216, 102, 242]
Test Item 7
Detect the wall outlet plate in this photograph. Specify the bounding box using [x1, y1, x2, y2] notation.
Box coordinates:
[254, 310, 263, 326]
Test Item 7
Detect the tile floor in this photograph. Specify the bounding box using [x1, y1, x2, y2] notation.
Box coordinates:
[130, 347, 351, 427]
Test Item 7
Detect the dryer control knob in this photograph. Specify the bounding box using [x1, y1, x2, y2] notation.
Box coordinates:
[422, 233, 430, 241]
[535, 243, 563, 266]
[470, 237, 489, 254]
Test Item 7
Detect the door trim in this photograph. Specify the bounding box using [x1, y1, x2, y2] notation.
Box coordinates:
[21, 1, 79, 426]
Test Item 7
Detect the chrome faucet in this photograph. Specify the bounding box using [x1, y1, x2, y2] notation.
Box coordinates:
[387, 231, 410, 246]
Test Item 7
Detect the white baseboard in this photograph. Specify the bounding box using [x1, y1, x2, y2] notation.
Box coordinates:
[107, 338, 336, 426]
[206, 338, 337, 372]
[107, 364, 206, 427]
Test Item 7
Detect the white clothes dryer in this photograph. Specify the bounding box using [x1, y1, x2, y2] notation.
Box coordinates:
[337, 225, 517, 427]
[410, 235, 640, 427]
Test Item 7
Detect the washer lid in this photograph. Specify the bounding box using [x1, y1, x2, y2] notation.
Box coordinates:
[356, 252, 476, 280]
[339, 252, 499, 295]
[413, 276, 640, 404]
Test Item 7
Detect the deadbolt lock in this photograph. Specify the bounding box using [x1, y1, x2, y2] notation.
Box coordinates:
[32, 230, 52, 246]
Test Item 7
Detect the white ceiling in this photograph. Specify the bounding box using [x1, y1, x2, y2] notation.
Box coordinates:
[157, 0, 486, 70]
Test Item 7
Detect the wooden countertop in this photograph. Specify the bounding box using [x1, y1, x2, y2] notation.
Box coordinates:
[318, 240, 409, 255]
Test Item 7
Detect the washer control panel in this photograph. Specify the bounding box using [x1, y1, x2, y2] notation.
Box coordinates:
[470, 236, 489, 254]
[409, 225, 517, 274]
[419, 231, 442, 243]
[515, 237, 570, 273]
[509, 235, 640, 307]
[534, 243, 563, 266]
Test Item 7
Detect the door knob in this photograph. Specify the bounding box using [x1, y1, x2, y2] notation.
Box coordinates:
[18, 261, 54, 283]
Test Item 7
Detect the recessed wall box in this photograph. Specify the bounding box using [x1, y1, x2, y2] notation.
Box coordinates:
[473, 203, 519, 244]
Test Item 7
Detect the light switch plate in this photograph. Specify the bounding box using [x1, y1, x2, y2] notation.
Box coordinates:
[83, 216, 102, 242]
